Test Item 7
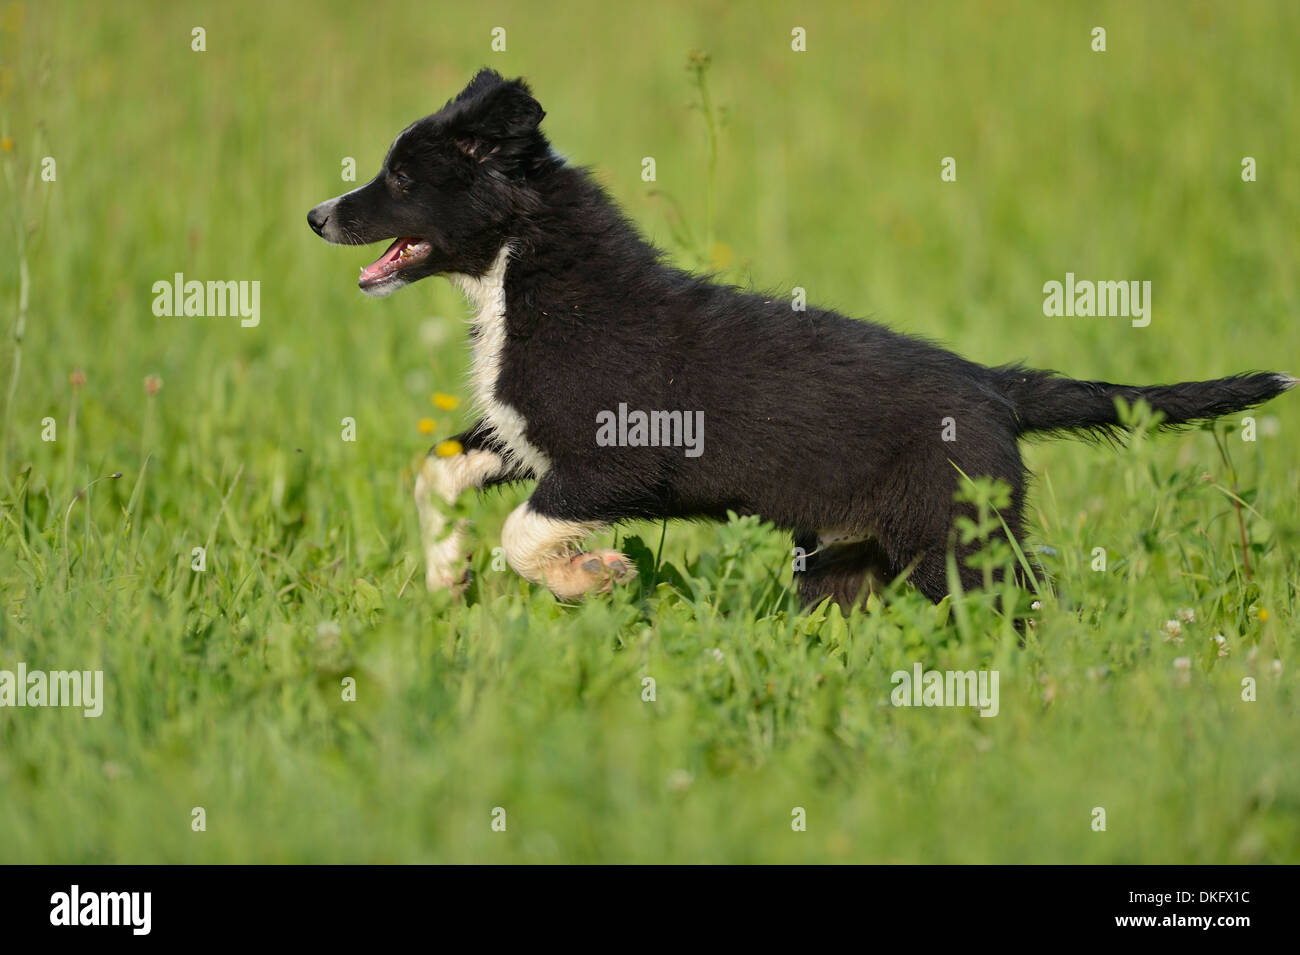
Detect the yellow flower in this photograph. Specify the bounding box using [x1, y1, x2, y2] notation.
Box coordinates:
[434, 439, 463, 457]
[1258, 608, 1269, 623]
[417, 418, 436, 435]
[431, 392, 460, 410]
[0, 136, 13, 152]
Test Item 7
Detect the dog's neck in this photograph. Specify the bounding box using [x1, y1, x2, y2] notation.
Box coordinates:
[448, 166, 668, 326]
[448, 244, 512, 323]
[448, 242, 554, 478]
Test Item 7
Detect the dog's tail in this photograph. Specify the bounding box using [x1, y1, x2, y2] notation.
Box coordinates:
[994, 365, 1296, 438]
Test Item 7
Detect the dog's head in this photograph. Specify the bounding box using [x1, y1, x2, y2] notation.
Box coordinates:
[308, 69, 549, 296]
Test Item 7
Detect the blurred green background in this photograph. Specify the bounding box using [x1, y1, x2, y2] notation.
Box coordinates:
[0, 0, 1297, 862]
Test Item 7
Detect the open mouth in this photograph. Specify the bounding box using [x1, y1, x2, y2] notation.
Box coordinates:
[358, 237, 433, 289]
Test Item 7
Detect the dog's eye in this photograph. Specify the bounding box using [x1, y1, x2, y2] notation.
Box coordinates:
[389, 171, 412, 189]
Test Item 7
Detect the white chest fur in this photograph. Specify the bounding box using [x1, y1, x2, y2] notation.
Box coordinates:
[448, 246, 553, 479]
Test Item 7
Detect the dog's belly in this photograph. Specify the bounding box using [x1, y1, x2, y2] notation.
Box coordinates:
[450, 245, 552, 478]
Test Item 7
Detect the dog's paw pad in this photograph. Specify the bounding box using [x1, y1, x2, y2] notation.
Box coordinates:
[554, 549, 636, 596]
[577, 549, 635, 579]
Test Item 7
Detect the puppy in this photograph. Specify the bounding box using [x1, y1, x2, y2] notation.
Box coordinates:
[309, 69, 1293, 608]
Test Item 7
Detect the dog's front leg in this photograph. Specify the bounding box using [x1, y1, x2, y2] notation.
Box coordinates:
[500, 476, 637, 600]
[415, 422, 527, 592]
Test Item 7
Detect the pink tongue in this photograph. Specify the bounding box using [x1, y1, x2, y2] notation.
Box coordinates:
[361, 238, 414, 278]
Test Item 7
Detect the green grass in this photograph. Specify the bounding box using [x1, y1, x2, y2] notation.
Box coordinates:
[1, 0, 1297, 863]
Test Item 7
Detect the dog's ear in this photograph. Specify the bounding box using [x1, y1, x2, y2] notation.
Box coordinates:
[448, 72, 546, 170]
[452, 68, 509, 103]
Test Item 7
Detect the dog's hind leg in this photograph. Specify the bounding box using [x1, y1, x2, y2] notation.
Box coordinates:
[415, 420, 529, 592]
[894, 488, 1036, 605]
[794, 531, 895, 610]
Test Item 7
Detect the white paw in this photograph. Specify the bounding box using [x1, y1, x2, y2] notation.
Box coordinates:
[425, 523, 470, 593]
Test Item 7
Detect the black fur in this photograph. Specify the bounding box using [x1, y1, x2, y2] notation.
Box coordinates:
[309, 69, 1295, 607]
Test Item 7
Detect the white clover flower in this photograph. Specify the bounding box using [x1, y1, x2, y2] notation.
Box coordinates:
[1162, 619, 1184, 645]
[666, 770, 694, 792]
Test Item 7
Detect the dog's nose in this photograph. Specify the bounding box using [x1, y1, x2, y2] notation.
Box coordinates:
[307, 206, 329, 236]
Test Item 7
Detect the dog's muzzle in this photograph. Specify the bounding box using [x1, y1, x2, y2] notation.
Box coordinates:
[307, 199, 337, 238]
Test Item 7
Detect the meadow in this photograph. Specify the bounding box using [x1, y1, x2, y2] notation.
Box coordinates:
[0, 0, 1297, 863]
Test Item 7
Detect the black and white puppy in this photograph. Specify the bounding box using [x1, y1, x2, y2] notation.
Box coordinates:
[308, 69, 1293, 608]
